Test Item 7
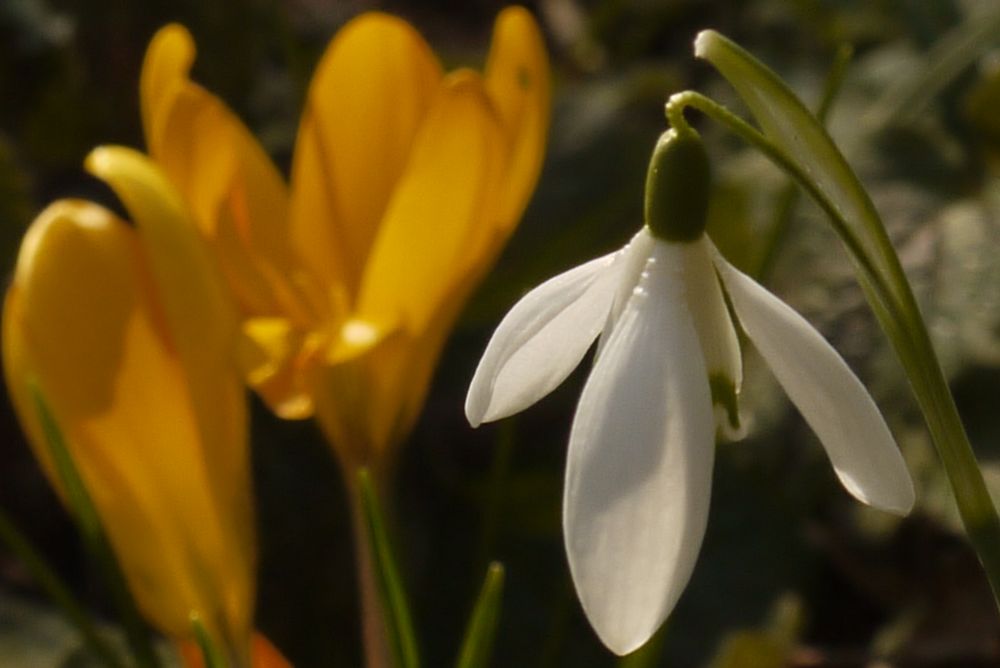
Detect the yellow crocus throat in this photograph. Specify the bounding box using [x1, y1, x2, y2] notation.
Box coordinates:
[141, 8, 550, 467]
[2, 150, 255, 657]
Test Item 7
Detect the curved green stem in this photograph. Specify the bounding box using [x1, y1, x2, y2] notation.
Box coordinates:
[666, 92, 896, 317]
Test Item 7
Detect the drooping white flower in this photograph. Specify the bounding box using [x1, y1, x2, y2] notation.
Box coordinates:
[465, 129, 914, 655]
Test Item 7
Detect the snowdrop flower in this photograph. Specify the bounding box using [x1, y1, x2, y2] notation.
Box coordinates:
[466, 129, 914, 655]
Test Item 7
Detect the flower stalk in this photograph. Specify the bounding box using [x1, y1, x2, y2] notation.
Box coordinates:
[354, 468, 420, 668]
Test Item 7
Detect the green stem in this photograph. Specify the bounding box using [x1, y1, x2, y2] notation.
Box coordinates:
[666, 92, 893, 312]
[0, 506, 125, 668]
[355, 467, 421, 668]
[667, 91, 1000, 604]
[346, 467, 394, 668]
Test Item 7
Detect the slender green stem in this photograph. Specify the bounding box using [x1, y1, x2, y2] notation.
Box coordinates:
[346, 465, 393, 668]
[356, 468, 421, 668]
[815, 44, 853, 122]
[668, 90, 1000, 604]
[666, 91, 894, 315]
[0, 505, 125, 668]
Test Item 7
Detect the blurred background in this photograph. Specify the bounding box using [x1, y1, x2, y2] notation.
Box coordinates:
[2, 0, 1000, 665]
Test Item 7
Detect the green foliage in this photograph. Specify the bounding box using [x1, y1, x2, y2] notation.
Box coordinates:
[454, 563, 504, 668]
[357, 468, 420, 668]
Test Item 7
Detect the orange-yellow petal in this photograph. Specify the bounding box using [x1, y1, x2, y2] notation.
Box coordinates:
[289, 12, 443, 300]
[83, 148, 254, 637]
[355, 71, 506, 335]
[141, 26, 297, 320]
[239, 317, 315, 419]
[2, 201, 253, 642]
[84, 145, 239, 409]
[140, 23, 196, 152]
[310, 333, 403, 465]
[485, 6, 551, 230]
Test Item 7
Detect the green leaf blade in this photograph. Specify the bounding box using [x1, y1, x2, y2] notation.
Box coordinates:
[691, 29, 1000, 608]
[455, 562, 505, 668]
[693, 30, 905, 307]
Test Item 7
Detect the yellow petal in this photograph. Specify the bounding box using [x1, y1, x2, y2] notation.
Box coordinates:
[140, 28, 297, 320]
[289, 12, 443, 299]
[311, 319, 448, 464]
[485, 6, 551, 230]
[355, 72, 506, 335]
[310, 337, 399, 465]
[2, 201, 254, 642]
[239, 317, 315, 419]
[156, 84, 301, 319]
[326, 317, 392, 365]
[83, 147, 254, 631]
[140, 23, 195, 153]
[85, 145, 237, 375]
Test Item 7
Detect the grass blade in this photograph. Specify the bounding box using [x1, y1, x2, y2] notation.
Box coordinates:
[455, 562, 504, 668]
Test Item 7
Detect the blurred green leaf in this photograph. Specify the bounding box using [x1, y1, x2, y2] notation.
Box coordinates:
[189, 614, 225, 668]
[455, 562, 504, 668]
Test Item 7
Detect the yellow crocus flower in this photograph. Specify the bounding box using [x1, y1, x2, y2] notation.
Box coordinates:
[2, 148, 265, 664]
[140, 7, 550, 470]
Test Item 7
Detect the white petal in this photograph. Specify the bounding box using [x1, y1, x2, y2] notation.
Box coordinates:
[597, 227, 655, 356]
[564, 241, 715, 655]
[466, 246, 620, 426]
[680, 236, 743, 432]
[680, 237, 741, 386]
[712, 247, 915, 515]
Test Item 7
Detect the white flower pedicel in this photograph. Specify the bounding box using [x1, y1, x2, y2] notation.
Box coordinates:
[465, 128, 914, 655]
